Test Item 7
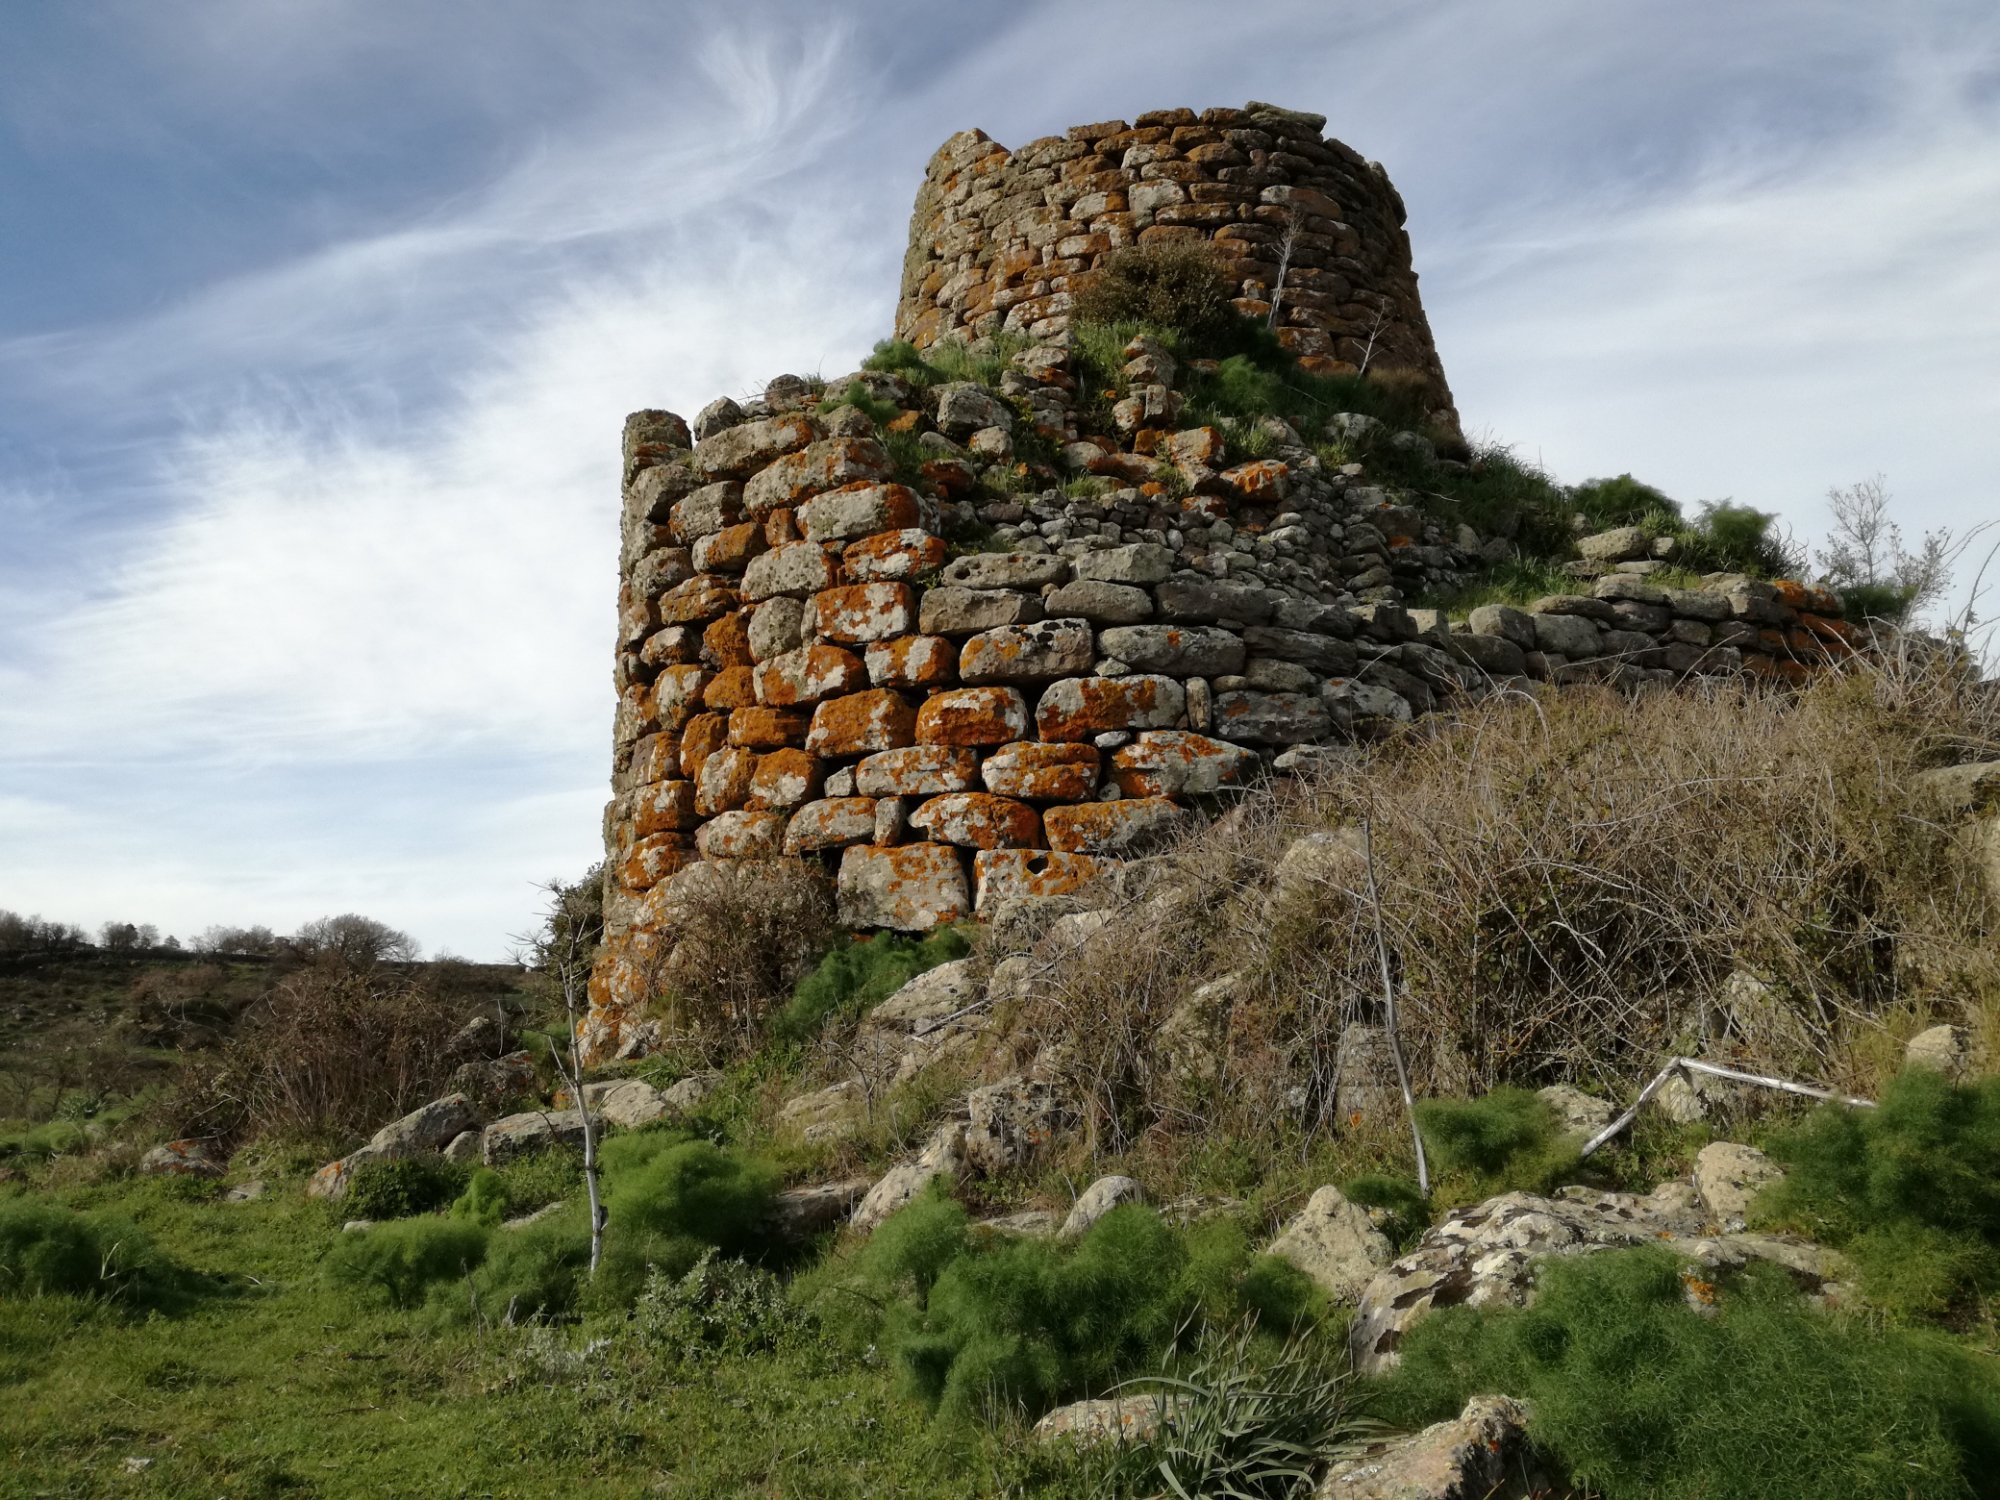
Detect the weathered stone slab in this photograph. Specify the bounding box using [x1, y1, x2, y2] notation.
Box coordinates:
[959, 620, 1096, 683]
[836, 844, 972, 930]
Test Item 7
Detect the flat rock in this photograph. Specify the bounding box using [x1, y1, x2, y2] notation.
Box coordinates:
[482, 1109, 592, 1166]
[1032, 1394, 1165, 1447]
[1692, 1141, 1783, 1231]
[1316, 1394, 1539, 1499]
[1059, 1174, 1145, 1238]
[140, 1139, 225, 1179]
[851, 1121, 966, 1233]
[771, 1178, 872, 1239]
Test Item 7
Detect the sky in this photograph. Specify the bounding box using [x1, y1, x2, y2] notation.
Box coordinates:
[1, 0, 1996, 959]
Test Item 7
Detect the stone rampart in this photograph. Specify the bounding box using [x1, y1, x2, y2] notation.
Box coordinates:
[587, 330, 1863, 1059]
[896, 102, 1456, 429]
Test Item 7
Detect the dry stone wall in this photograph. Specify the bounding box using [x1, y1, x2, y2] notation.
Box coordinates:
[896, 101, 1458, 430]
[586, 330, 1864, 1060]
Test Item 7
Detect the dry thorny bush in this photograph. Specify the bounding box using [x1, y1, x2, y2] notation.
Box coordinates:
[1020, 653, 2000, 1156]
[166, 961, 473, 1147]
[638, 858, 839, 1058]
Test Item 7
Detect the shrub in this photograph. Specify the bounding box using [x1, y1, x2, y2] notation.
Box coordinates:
[1675, 500, 1802, 578]
[1571, 473, 1681, 530]
[1416, 1088, 1575, 1195]
[325, 1218, 489, 1310]
[1375, 1247, 2000, 1500]
[450, 1168, 509, 1227]
[650, 860, 838, 1047]
[820, 379, 900, 428]
[770, 926, 973, 1045]
[600, 1136, 779, 1257]
[1071, 242, 1243, 353]
[632, 1249, 794, 1362]
[802, 1194, 1320, 1424]
[0, 1201, 182, 1310]
[0, 1119, 90, 1164]
[1756, 1069, 2000, 1320]
[491, 1149, 581, 1215]
[461, 1216, 589, 1323]
[344, 1156, 471, 1221]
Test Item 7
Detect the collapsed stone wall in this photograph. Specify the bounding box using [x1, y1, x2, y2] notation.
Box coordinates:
[587, 328, 1864, 1060]
[896, 101, 1457, 430]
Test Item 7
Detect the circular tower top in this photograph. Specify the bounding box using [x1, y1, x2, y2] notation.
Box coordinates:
[896, 101, 1457, 431]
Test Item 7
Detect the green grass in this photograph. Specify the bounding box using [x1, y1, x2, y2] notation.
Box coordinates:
[1374, 1246, 2000, 1500]
[1755, 1069, 2000, 1322]
[1416, 1087, 1578, 1198]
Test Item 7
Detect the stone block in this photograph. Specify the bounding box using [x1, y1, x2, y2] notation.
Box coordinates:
[1211, 690, 1332, 744]
[669, 481, 743, 542]
[656, 576, 740, 625]
[701, 610, 754, 669]
[696, 809, 789, 860]
[694, 412, 817, 481]
[1110, 731, 1259, 797]
[631, 779, 699, 835]
[1035, 675, 1187, 740]
[1240, 625, 1356, 676]
[1155, 575, 1276, 624]
[1044, 579, 1153, 624]
[702, 665, 757, 710]
[915, 686, 1031, 746]
[1531, 611, 1603, 659]
[690, 521, 766, 574]
[980, 741, 1100, 801]
[747, 596, 806, 660]
[843, 528, 946, 581]
[694, 745, 757, 816]
[1097, 623, 1244, 676]
[812, 582, 918, 644]
[1044, 798, 1193, 855]
[806, 689, 919, 756]
[679, 712, 728, 780]
[744, 438, 892, 517]
[798, 480, 922, 541]
[938, 552, 1073, 590]
[920, 585, 1045, 634]
[619, 832, 698, 891]
[742, 540, 838, 601]
[837, 844, 972, 930]
[865, 634, 958, 689]
[651, 664, 712, 735]
[854, 745, 982, 796]
[1072, 542, 1174, 585]
[784, 797, 878, 853]
[910, 792, 1043, 849]
[972, 849, 1113, 910]
[959, 619, 1097, 683]
[753, 644, 867, 707]
[747, 747, 823, 810]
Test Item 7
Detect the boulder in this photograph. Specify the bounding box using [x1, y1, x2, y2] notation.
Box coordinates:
[1691, 1141, 1783, 1231]
[1576, 526, 1651, 563]
[1315, 1395, 1538, 1499]
[139, 1139, 225, 1180]
[481, 1109, 592, 1166]
[442, 1130, 482, 1163]
[770, 1178, 872, 1240]
[449, 1050, 539, 1112]
[935, 382, 1013, 438]
[1032, 1394, 1165, 1447]
[962, 1076, 1064, 1175]
[307, 1093, 482, 1199]
[1059, 1174, 1145, 1238]
[661, 1070, 725, 1113]
[1905, 1022, 1971, 1079]
[1537, 1084, 1614, 1140]
[851, 1121, 967, 1233]
[580, 1079, 674, 1129]
[1266, 1186, 1394, 1302]
[776, 1080, 867, 1144]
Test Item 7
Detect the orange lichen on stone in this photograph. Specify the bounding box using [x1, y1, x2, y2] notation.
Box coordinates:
[979, 741, 1100, 801]
[747, 748, 823, 811]
[806, 689, 918, 757]
[915, 686, 1030, 746]
[696, 810, 789, 860]
[834, 843, 972, 930]
[743, 438, 892, 517]
[701, 665, 759, 710]
[1043, 797, 1189, 854]
[694, 745, 757, 816]
[909, 792, 1042, 850]
[652, 665, 714, 735]
[754, 644, 867, 707]
[702, 610, 754, 669]
[843, 528, 948, 582]
[972, 848, 1112, 910]
[619, 832, 698, 891]
[1221, 460, 1289, 501]
[727, 706, 810, 750]
[1034, 675, 1185, 741]
[678, 712, 729, 781]
[853, 745, 980, 796]
[691, 521, 766, 574]
[783, 796, 878, 853]
[865, 634, 958, 690]
[632, 779, 700, 836]
[656, 576, 741, 625]
[812, 582, 918, 644]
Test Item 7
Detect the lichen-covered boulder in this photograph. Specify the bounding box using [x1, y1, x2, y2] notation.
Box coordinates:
[1265, 1186, 1394, 1302]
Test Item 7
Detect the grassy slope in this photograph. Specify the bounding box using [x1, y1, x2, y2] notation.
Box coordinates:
[0, 1175, 1096, 1499]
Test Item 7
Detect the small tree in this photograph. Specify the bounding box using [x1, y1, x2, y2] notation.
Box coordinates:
[291, 913, 420, 970]
[519, 880, 605, 1277]
[1814, 474, 1954, 624]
